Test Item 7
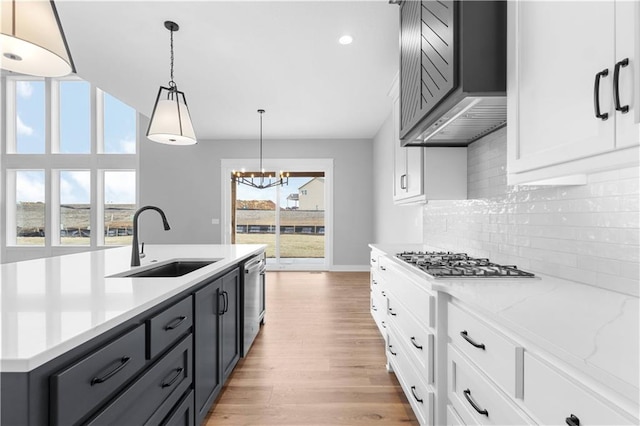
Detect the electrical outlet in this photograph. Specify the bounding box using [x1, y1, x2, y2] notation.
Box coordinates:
[211, 218, 220, 225]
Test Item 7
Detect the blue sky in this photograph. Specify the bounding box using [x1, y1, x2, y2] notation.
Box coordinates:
[15, 80, 136, 204]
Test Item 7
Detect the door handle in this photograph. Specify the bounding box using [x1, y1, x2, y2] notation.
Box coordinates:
[400, 174, 407, 190]
[593, 68, 609, 120]
[613, 58, 629, 113]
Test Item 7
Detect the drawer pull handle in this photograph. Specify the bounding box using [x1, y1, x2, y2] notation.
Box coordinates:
[371, 258, 377, 263]
[463, 389, 488, 417]
[381, 291, 386, 297]
[410, 386, 424, 404]
[380, 266, 386, 271]
[410, 337, 423, 350]
[388, 345, 397, 356]
[161, 367, 184, 388]
[566, 414, 580, 426]
[91, 356, 131, 386]
[388, 308, 397, 316]
[372, 280, 378, 285]
[164, 316, 187, 330]
[372, 305, 378, 311]
[381, 321, 387, 329]
[460, 330, 485, 350]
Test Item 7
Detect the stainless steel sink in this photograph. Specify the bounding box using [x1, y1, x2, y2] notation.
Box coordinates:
[119, 260, 218, 278]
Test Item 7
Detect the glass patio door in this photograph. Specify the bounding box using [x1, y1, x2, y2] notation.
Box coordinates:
[232, 172, 326, 269]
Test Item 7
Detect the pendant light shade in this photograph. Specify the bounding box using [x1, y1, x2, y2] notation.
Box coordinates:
[0, 0, 75, 77]
[147, 20, 197, 145]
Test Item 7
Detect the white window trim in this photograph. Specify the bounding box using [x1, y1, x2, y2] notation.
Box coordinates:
[1, 76, 140, 263]
[220, 158, 334, 271]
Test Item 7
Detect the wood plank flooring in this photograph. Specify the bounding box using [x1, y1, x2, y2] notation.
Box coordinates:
[204, 271, 418, 425]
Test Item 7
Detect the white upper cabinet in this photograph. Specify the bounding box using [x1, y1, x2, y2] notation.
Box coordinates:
[507, 1, 639, 185]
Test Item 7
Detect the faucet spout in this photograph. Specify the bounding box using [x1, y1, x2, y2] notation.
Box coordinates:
[131, 206, 171, 267]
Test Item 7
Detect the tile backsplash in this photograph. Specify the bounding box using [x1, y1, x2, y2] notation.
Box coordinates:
[423, 128, 640, 296]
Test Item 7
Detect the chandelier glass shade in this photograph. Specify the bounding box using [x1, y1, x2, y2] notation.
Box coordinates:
[0, 0, 75, 77]
[146, 20, 197, 145]
[233, 109, 289, 189]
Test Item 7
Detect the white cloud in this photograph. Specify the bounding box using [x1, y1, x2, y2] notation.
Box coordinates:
[16, 171, 44, 202]
[60, 171, 90, 204]
[16, 115, 34, 136]
[104, 171, 136, 204]
[16, 81, 34, 98]
[119, 137, 136, 154]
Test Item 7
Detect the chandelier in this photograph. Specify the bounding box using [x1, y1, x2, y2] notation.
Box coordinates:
[233, 109, 289, 189]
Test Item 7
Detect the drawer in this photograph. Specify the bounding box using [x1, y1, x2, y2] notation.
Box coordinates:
[88, 334, 193, 426]
[383, 262, 434, 329]
[162, 389, 195, 426]
[449, 345, 533, 425]
[388, 328, 434, 426]
[387, 294, 434, 383]
[148, 296, 193, 359]
[447, 404, 466, 426]
[523, 353, 637, 425]
[50, 324, 146, 426]
[448, 302, 523, 397]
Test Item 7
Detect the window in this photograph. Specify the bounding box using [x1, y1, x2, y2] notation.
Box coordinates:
[2, 76, 139, 260]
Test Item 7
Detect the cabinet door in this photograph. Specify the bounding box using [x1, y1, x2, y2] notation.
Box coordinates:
[615, 1, 640, 149]
[393, 91, 426, 203]
[508, 1, 616, 174]
[221, 269, 240, 381]
[399, 0, 455, 139]
[193, 279, 221, 425]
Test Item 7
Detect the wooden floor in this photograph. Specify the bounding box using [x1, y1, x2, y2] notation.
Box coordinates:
[204, 271, 418, 425]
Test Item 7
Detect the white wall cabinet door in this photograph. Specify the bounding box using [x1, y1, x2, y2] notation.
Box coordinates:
[507, 1, 639, 185]
[394, 94, 426, 204]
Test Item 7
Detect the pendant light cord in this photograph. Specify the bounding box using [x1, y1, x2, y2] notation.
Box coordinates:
[259, 110, 264, 175]
[169, 26, 175, 89]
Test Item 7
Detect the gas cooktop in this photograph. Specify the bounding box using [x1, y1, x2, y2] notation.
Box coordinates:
[396, 251, 535, 279]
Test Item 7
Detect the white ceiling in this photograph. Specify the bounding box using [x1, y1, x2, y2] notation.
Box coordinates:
[56, 1, 399, 141]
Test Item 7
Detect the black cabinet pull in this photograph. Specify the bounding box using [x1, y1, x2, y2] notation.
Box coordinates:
[371, 258, 377, 263]
[372, 304, 378, 311]
[223, 291, 229, 314]
[90, 356, 131, 386]
[410, 386, 424, 403]
[388, 345, 397, 356]
[161, 367, 184, 388]
[381, 291, 386, 297]
[593, 69, 609, 120]
[614, 58, 630, 113]
[410, 337, 423, 350]
[380, 266, 386, 271]
[565, 414, 580, 426]
[381, 321, 387, 329]
[218, 292, 225, 315]
[372, 280, 378, 285]
[164, 316, 187, 331]
[460, 330, 485, 350]
[463, 389, 488, 417]
[388, 307, 397, 316]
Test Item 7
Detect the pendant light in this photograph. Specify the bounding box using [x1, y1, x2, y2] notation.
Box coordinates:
[147, 21, 197, 145]
[0, 0, 75, 77]
[233, 109, 289, 189]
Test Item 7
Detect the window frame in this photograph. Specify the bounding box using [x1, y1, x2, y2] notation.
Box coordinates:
[1, 75, 140, 262]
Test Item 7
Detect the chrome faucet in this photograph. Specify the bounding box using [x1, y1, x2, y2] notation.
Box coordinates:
[131, 206, 171, 267]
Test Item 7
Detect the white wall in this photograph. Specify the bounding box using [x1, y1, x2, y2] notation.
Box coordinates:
[371, 112, 423, 244]
[423, 128, 640, 297]
[138, 116, 374, 269]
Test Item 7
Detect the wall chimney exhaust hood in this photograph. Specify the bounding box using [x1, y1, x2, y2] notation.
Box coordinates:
[397, 1, 507, 147]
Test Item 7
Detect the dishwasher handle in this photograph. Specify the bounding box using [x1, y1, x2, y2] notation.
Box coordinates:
[245, 257, 265, 274]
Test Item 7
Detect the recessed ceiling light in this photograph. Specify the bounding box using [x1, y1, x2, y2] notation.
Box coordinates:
[338, 35, 353, 45]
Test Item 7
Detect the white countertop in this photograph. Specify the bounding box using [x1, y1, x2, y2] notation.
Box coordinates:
[0, 244, 266, 372]
[370, 243, 639, 408]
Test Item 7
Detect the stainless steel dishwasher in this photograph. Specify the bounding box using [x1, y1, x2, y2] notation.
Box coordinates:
[241, 253, 266, 356]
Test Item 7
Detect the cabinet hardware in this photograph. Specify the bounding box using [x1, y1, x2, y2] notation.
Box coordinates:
[593, 69, 609, 120]
[90, 356, 131, 386]
[372, 305, 378, 311]
[388, 307, 397, 316]
[400, 174, 408, 190]
[565, 414, 580, 426]
[218, 292, 226, 315]
[381, 291, 386, 297]
[381, 321, 387, 329]
[613, 58, 630, 113]
[371, 258, 377, 263]
[388, 345, 397, 356]
[223, 291, 229, 314]
[410, 337, 423, 350]
[372, 280, 378, 285]
[164, 316, 187, 331]
[410, 386, 424, 403]
[460, 330, 485, 350]
[161, 367, 184, 388]
[463, 389, 488, 417]
[380, 266, 386, 271]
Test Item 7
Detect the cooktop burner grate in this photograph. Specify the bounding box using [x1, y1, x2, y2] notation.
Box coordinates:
[396, 251, 535, 278]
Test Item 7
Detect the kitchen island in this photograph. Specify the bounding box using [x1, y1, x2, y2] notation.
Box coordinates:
[0, 244, 266, 425]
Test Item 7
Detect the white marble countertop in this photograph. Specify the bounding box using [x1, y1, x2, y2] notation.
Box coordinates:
[370, 243, 639, 409]
[0, 244, 266, 372]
